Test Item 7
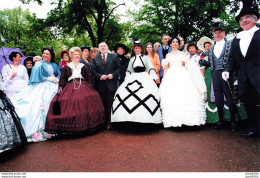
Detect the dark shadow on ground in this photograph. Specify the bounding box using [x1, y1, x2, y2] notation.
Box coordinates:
[47, 125, 106, 141]
[0, 145, 27, 164]
[111, 122, 163, 134]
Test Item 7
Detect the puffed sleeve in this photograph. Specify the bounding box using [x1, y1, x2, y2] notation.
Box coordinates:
[144, 56, 158, 80]
[1, 64, 12, 88]
[125, 56, 135, 78]
[59, 65, 69, 89]
[29, 61, 48, 84]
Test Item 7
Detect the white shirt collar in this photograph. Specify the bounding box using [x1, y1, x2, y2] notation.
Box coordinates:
[237, 25, 259, 39]
[101, 53, 108, 58]
[238, 25, 259, 57]
[215, 38, 225, 45]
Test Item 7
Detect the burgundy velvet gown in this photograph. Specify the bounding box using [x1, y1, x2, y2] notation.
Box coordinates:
[45, 63, 105, 134]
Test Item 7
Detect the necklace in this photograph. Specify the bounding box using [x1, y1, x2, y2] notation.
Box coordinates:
[73, 78, 81, 90]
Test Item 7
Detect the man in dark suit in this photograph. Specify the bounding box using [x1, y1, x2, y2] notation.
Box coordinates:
[92, 42, 121, 129]
[222, 1, 259, 137]
[200, 23, 237, 132]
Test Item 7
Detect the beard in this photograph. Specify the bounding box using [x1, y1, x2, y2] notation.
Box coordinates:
[100, 49, 108, 54]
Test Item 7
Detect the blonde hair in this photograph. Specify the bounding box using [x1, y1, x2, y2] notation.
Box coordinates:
[69, 47, 82, 59]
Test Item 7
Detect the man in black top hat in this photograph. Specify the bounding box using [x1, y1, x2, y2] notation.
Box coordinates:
[113, 44, 130, 86]
[200, 22, 237, 132]
[222, 0, 260, 137]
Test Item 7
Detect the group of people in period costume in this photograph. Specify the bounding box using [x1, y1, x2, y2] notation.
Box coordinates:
[0, 0, 259, 155]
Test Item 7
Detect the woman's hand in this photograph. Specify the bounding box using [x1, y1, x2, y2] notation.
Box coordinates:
[10, 72, 17, 80]
[57, 87, 62, 94]
[47, 75, 59, 83]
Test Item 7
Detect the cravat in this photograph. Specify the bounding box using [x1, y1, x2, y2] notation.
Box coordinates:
[102, 54, 106, 62]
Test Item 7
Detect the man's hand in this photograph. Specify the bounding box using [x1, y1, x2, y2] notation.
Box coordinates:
[107, 74, 113, 80]
[100, 75, 108, 80]
[222, 71, 229, 81]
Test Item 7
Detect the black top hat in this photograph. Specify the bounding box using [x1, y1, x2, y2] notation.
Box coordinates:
[213, 22, 225, 32]
[235, 0, 259, 22]
[113, 44, 129, 55]
[80, 46, 91, 52]
[133, 39, 142, 45]
[27, 52, 36, 57]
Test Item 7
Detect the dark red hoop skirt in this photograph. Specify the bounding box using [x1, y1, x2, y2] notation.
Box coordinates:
[45, 80, 105, 134]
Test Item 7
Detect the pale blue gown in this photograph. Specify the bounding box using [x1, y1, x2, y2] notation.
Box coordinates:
[11, 61, 61, 142]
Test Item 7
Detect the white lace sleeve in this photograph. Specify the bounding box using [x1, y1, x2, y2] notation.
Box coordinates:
[161, 59, 169, 69]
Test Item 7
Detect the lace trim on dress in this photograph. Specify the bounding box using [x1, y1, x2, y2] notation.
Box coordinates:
[67, 62, 84, 81]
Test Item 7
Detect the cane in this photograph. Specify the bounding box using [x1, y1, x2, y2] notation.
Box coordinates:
[226, 80, 243, 123]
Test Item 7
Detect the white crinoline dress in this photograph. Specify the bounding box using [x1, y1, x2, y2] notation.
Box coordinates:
[111, 54, 162, 124]
[159, 52, 206, 127]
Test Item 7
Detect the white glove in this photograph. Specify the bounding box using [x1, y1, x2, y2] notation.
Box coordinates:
[222, 71, 229, 81]
[47, 75, 59, 83]
[161, 59, 169, 69]
[201, 92, 207, 102]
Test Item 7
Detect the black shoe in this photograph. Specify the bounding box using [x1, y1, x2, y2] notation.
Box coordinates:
[241, 132, 255, 137]
[106, 124, 112, 130]
[214, 122, 223, 130]
[230, 122, 238, 132]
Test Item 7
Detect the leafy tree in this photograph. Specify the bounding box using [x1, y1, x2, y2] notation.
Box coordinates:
[130, 0, 243, 43]
[33, 0, 127, 48]
[0, 7, 56, 55]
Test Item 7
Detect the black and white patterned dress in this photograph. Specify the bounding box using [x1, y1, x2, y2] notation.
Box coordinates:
[0, 74, 26, 153]
[111, 54, 162, 124]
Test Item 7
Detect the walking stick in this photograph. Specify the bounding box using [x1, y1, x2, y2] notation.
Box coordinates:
[226, 80, 242, 123]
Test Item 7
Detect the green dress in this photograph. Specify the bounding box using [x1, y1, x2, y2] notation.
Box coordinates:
[204, 67, 247, 123]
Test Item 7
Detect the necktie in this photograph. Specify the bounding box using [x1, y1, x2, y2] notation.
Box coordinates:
[103, 54, 106, 62]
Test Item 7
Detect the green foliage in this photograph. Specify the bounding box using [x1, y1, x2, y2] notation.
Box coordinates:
[0, 7, 56, 55]
[129, 24, 162, 46]
[44, 0, 128, 47]
[4, 0, 257, 64]
[131, 0, 241, 43]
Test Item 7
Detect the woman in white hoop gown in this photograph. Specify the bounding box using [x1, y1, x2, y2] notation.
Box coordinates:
[111, 40, 162, 124]
[159, 37, 207, 127]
